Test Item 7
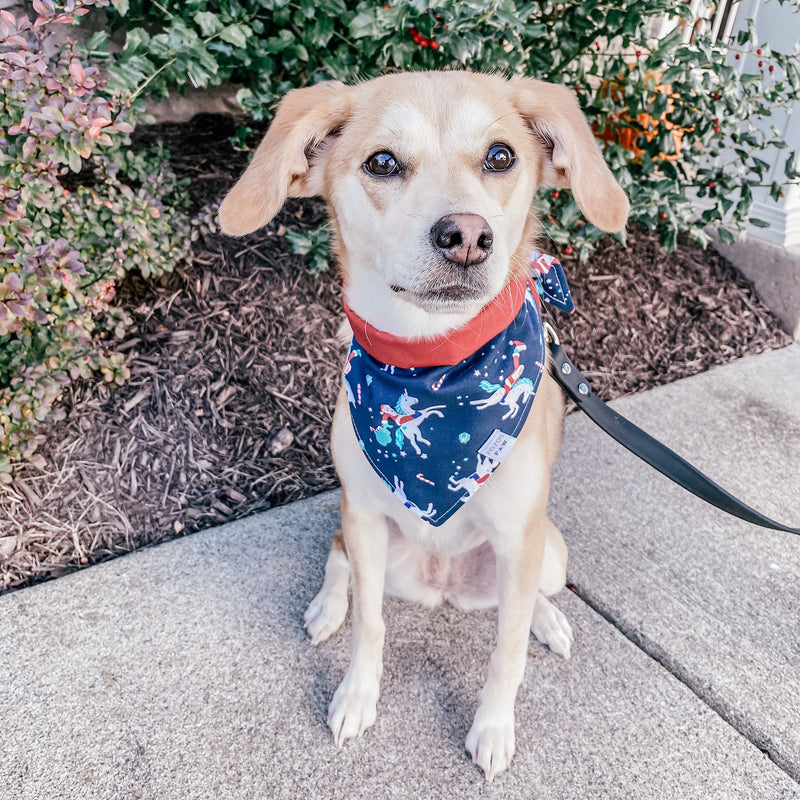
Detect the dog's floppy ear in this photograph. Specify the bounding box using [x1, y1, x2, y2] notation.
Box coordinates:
[512, 77, 629, 233]
[218, 81, 352, 236]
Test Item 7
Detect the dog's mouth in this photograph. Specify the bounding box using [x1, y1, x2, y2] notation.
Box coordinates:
[418, 285, 482, 303]
[394, 282, 486, 311]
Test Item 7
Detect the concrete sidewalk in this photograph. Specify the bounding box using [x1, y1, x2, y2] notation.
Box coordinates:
[1, 345, 799, 800]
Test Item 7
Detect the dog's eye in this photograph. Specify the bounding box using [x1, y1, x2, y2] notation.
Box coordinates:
[484, 143, 515, 172]
[364, 151, 401, 177]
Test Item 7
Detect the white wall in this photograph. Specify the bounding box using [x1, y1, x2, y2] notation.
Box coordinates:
[729, 0, 800, 249]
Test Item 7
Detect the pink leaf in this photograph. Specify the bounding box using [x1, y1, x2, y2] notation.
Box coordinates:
[5, 300, 26, 318]
[3, 273, 22, 292]
[69, 60, 85, 85]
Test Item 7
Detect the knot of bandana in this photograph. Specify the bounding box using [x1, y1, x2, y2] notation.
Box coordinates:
[343, 253, 574, 526]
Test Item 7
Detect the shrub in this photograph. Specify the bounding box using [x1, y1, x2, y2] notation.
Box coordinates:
[0, 0, 193, 481]
[106, 0, 800, 262]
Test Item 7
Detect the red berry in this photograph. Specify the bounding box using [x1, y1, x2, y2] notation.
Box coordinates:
[758, 60, 764, 67]
[757, 48, 762, 55]
[564, 245, 573, 255]
[769, 65, 775, 72]
[714, 126, 720, 133]
[445, 24, 449, 30]
[430, 40, 440, 50]
[708, 181, 715, 188]
[552, 190, 559, 199]
[714, 93, 719, 99]
[659, 212, 667, 220]
[420, 38, 429, 47]
[735, 53, 741, 60]
[409, 27, 418, 36]
[595, 41, 600, 50]
[384, 4, 390, 7]
[635, 50, 642, 57]
[413, 34, 422, 44]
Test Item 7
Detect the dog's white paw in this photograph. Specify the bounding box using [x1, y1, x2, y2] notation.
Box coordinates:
[304, 588, 348, 644]
[327, 674, 380, 747]
[465, 706, 516, 782]
[531, 593, 573, 659]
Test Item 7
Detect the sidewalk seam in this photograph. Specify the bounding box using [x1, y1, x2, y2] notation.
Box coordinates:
[566, 581, 800, 787]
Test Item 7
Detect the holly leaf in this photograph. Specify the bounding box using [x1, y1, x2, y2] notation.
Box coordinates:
[219, 24, 251, 50]
[717, 227, 735, 245]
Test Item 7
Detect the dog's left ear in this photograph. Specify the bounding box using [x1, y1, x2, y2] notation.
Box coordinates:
[218, 81, 353, 236]
[512, 78, 629, 233]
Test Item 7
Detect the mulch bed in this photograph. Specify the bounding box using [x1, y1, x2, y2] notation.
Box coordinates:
[0, 114, 792, 592]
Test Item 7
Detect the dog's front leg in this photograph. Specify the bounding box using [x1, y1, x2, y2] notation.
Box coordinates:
[466, 519, 545, 781]
[327, 493, 389, 746]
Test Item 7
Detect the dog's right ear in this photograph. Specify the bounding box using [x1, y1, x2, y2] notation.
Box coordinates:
[218, 81, 352, 236]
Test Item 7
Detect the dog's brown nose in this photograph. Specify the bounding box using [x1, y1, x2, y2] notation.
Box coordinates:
[430, 214, 494, 267]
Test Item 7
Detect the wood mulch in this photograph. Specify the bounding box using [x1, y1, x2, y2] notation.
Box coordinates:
[0, 114, 793, 592]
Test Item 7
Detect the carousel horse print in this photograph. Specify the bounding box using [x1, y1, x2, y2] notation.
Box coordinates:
[448, 453, 500, 500]
[470, 340, 536, 420]
[378, 390, 445, 455]
[391, 476, 437, 520]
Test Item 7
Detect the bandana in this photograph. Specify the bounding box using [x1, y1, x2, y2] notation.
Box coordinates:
[343, 253, 574, 526]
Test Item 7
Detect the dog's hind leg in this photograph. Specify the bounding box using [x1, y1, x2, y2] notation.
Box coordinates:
[530, 516, 573, 658]
[531, 593, 573, 659]
[304, 528, 350, 644]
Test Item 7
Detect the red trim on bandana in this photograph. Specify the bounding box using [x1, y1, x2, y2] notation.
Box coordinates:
[343, 275, 538, 369]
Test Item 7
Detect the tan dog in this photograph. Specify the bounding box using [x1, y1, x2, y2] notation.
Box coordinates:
[219, 71, 628, 781]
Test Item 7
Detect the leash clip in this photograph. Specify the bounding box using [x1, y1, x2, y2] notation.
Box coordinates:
[543, 321, 560, 346]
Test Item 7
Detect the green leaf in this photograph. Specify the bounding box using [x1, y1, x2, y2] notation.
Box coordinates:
[219, 23, 252, 50]
[195, 12, 223, 37]
[717, 227, 735, 245]
[350, 9, 377, 39]
[748, 217, 770, 228]
[87, 30, 110, 55]
[787, 60, 800, 92]
[68, 150, 82, 173]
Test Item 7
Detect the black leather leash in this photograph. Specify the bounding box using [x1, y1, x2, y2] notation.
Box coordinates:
[545, 325, 800, 535]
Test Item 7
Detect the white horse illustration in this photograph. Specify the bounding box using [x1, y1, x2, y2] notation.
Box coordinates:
[448, 454, 499, 500]
[470, 377, 535, 420]
[391, 476, 437, 520]
[379, 390, 444, 455]
[470, 340, 536, 420]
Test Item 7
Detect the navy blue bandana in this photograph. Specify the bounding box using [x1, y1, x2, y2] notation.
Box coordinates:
[343, 253, 574, 526]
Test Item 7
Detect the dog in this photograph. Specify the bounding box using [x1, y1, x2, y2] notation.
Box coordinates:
[218, 70, 628, 780]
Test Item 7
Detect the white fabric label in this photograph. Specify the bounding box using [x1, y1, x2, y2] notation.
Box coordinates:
[478, 429, 517, 462]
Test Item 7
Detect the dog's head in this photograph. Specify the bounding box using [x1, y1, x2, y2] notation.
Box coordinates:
[219, 72, 628, 337]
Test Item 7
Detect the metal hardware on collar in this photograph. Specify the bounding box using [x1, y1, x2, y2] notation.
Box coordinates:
[547, 328, 800, 536]
[543, 321, 560, 346]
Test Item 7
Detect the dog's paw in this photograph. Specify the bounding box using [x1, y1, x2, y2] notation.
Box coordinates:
[304, 588, 348, 644]
[531, 593, 574, 659]
[327, 674, 380, 747]
[465, 706, 516, 782]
